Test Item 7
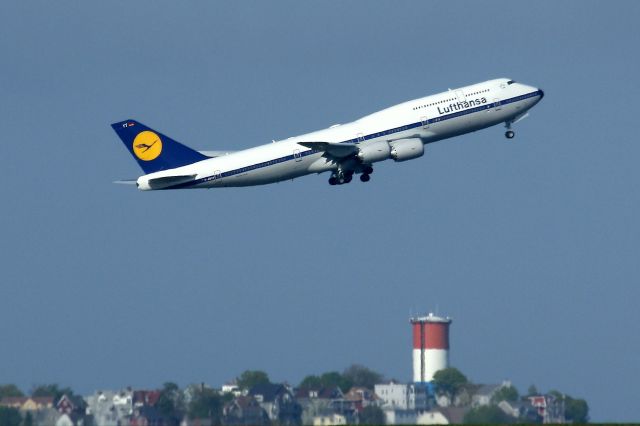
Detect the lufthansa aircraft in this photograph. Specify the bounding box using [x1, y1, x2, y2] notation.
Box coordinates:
[112, 78, 543, 189]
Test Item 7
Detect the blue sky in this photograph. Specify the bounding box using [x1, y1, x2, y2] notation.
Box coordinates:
[1, 1, 639, 421]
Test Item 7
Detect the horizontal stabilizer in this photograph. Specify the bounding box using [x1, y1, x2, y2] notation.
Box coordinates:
[298, 141, 358, 158]
[148, 174, 197, 189]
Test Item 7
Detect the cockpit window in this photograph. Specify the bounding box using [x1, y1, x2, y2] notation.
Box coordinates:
[507, 80, 515, 85]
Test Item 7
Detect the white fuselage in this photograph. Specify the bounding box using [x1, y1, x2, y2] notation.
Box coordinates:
[137, 78, 543, 189]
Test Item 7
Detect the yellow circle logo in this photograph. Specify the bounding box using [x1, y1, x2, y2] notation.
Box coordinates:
[133, 131, 163, 161]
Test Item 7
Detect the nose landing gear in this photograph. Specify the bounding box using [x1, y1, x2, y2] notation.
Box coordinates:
[504, 112, 530, 139]
[505, 120, 515, 139]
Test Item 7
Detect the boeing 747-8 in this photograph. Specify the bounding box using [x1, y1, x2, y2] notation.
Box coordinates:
[112, 78, 543, 189]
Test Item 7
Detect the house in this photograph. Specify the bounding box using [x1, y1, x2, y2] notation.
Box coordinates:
[415, 409, 449, 425]
[1, 396, 59, 426]
[498, 400, 540, 423]
[56, 412, 90, 426]
[383, 409, 417, 425]
[57, 394, 87, 415]
[294, 386, 344, 404]
[133, 390, 161, 408]
[434, 386, 475, 408]
[312, 413, 347, 426]
[471, 381, 511, 407]
[0, 396, 54, 411]
[249, 383, 301, 425]
[375, 382, 429, 411]
[294, 386, 345, 425]
[223, 395, 267, 425]
[343, 387, 379, 413]
[129, 405, 166, 426]
[528, 395, 565, 423]
[221, 382, 241, 397]
[471, 384, 499, 407]
[416, 407, 467, 425]
[85, 389, 133, 426]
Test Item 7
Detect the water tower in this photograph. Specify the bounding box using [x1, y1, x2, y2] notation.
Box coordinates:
[410, 313, 452, 382]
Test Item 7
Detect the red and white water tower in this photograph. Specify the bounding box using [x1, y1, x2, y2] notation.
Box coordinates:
[410, 313, 452, 383]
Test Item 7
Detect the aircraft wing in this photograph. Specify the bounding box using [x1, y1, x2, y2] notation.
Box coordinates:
[297, 141, 358, 158]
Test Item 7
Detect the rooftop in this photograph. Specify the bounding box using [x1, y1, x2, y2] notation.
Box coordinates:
[410, 312, 452, 324]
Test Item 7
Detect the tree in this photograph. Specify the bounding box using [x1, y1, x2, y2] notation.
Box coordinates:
[299, 372, 353, 393]
[548, 389, 563, 400]
[463, 405, 515, 424]
[527, 384, 539, 396]
[157, 382, 185, 426]
[359, 405, 385, 425]
[31, 384, 74, 404]
[542, 390, 589, 424]
[491, 385, 519, 403]
[236, 370, 270, 390]
[320, 372, 352, 392]
[432, 368, 468, 404]
[188, 387, 223, 423]
[0, 407, 22, 426]
[299, 375, 322, 389]
[565, 397, 589, 423]
[0, 384, 24, 398]
[342, 365, 383, 390]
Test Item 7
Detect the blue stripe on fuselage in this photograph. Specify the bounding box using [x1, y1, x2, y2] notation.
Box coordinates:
[167, 90, 542, 189]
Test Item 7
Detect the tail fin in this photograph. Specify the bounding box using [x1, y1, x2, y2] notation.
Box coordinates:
[111, 119, 208, 174]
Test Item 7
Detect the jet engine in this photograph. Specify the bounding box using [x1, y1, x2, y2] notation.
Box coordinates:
[390, 138, 424, 162]
[357, 141, 391, 163]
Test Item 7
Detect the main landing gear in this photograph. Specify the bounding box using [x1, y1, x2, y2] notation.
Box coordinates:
[328, 166, 373, 185]
[328, 170, 352, 185]
[359, 165, 373, 183]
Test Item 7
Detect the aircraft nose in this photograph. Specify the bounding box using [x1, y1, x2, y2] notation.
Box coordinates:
[539, 88, 545, 99]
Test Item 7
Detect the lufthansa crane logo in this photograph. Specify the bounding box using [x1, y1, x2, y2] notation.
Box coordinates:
[133, 131, 163, 161]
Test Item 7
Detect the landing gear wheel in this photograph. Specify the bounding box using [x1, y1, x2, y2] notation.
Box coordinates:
[505, 130, 515, 139]
[363, 166, 374, 175]
[360, 174, 370, 182]
[344, 175, 352, 184]
[328, 177, 337, 185]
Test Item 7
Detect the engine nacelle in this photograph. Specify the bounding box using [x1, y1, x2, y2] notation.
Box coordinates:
[390, 138, 424, 162]
[357, 141, 391, 163]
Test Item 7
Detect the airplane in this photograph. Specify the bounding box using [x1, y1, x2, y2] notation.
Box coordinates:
[112, 78, 543, 190]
